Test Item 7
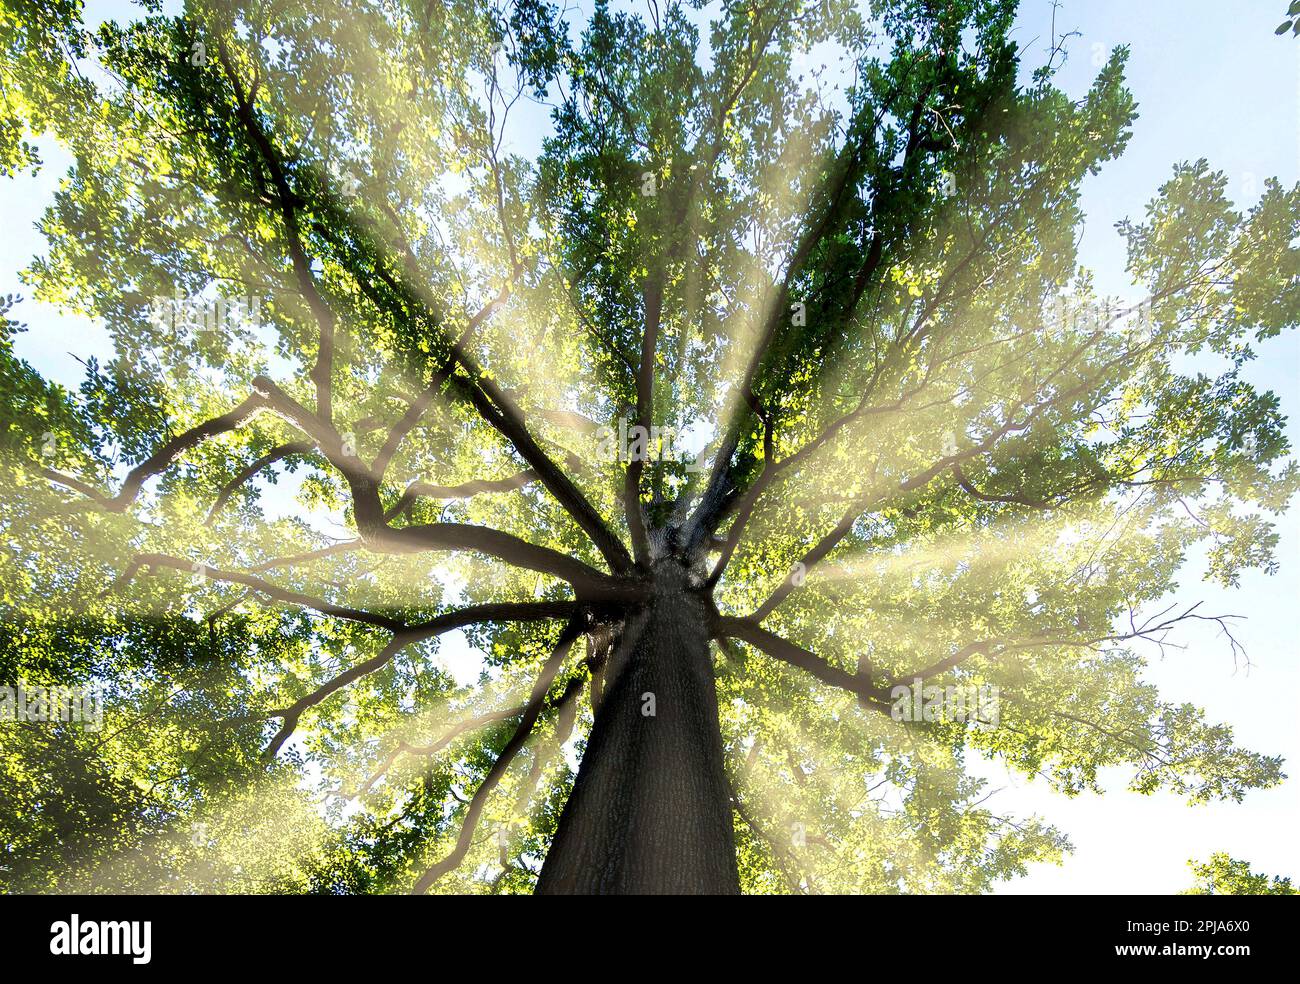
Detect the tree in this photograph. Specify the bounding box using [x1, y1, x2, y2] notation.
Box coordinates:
[0, 0, 1295, 894]
[1182, 854, 1298, 895]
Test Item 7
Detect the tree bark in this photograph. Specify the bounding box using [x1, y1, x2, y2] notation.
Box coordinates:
[535, 561, 740, 894]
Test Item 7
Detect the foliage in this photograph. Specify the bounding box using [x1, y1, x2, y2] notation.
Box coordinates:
[1182, 854, 1298, 895]
[1278, 1, 1300, 37]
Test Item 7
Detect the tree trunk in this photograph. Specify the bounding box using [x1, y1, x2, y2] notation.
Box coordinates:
[535, 561, 739, 894]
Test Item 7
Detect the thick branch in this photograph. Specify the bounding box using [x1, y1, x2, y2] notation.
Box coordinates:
[250, 374, 633, 598]
[450, 364, 635, 573]
[45, 393, 268, 512]
[370, 523, 640, 602]
[715, 616, 894, 713]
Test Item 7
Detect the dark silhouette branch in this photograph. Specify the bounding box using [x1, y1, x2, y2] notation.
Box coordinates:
[448, 362, 635, 574]
[205, 440, 316, 525]
[746, 318, 1166, 621]
[384, 469, 539, 521]
[891, 602, 1248, 685]
[715, 616, 894, 713]
[267, 608, 585, 760]
[248, 374, 634, 598]
[40, 467, 115, 506]
[43, 392, 269, 511]
[625, 271, 663, 565]
[219, 41, 336, 421]
[686, 74, 934, 548]
[335, 706, 526, 802]
[413, 621, 582, 892]
[371, 523, 641, 601]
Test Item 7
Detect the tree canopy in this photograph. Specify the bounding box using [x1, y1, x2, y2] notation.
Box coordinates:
[1183, 854, 1297, 896]
[0, 0, 1296, 894]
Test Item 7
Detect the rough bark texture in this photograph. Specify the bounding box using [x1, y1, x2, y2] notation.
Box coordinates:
[535, 560, 740, 894]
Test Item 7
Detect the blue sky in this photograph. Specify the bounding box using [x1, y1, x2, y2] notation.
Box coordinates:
[985, 0, 1300, 894]
[2, 0, 1296, 893]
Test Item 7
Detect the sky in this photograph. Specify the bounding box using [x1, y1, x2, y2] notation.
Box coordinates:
[1, 0, 1297, 894]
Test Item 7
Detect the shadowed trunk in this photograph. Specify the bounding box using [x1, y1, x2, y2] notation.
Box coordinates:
[535, 560, 739, 894]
